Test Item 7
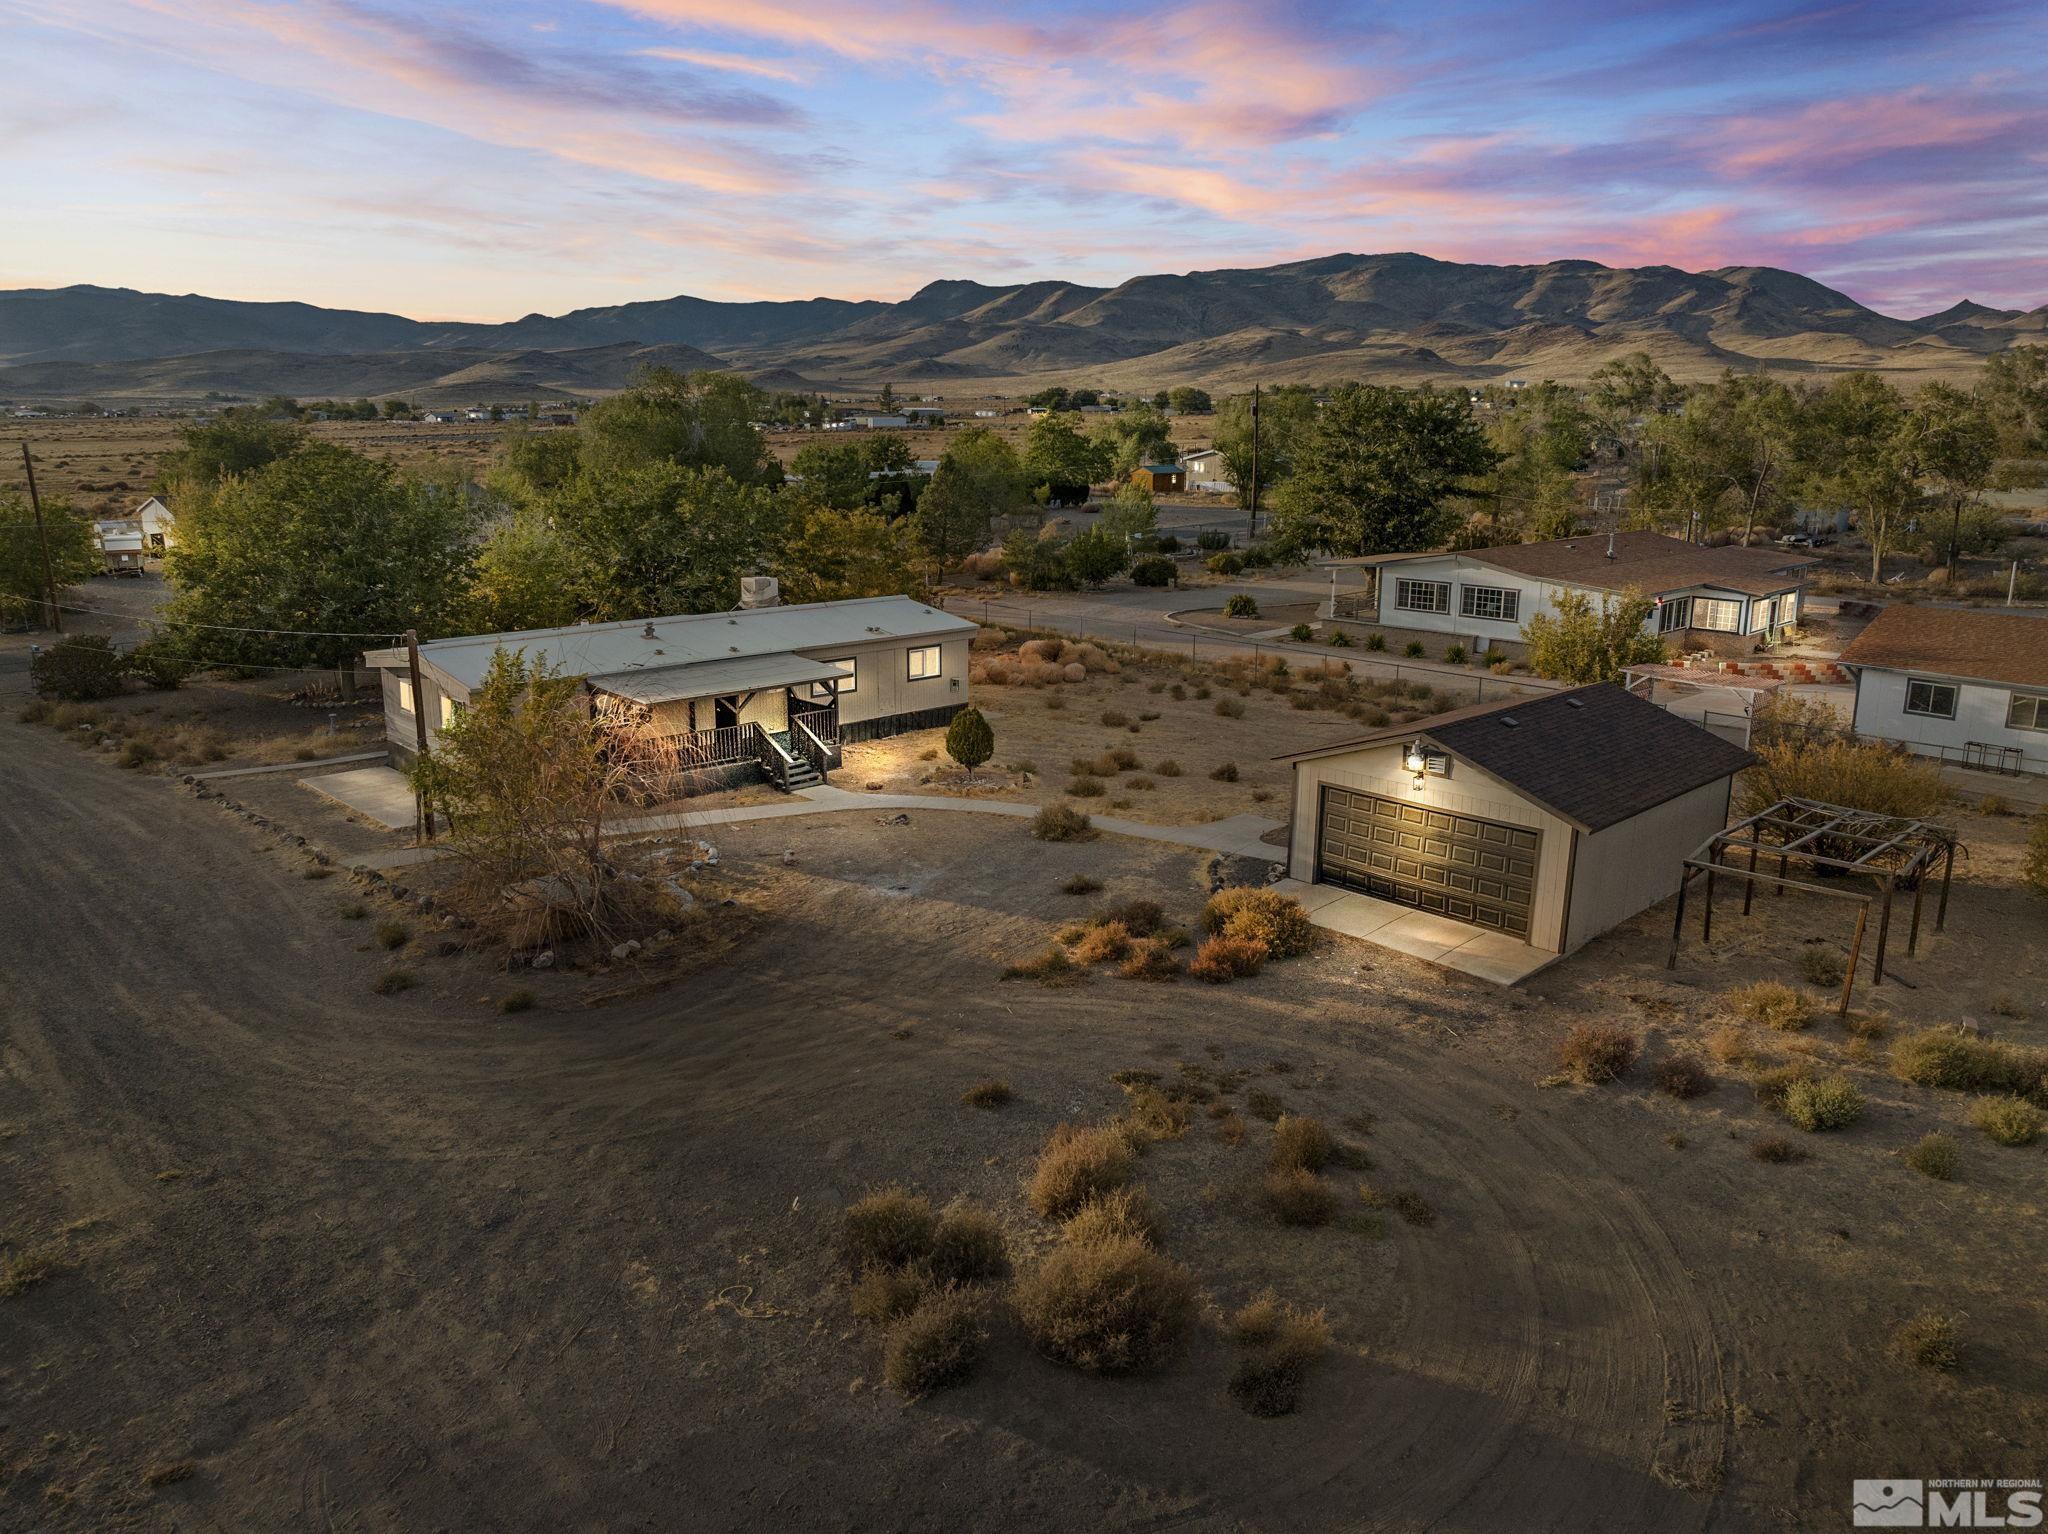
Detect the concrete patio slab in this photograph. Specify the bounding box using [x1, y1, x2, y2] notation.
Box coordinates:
[1280, 879, 1556, 985]
[299, 766, 417, 831]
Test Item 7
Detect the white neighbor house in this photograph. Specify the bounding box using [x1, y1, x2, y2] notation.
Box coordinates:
[130, 495, 177, 551]
[1351, 531, 1816, 652]
[1180, 448, 1236, 494]
[1838, 605, 2048, 775]
[363, 589, 977, 794]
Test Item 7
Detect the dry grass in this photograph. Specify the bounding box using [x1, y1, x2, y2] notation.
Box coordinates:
[372, 918, 410, 951]
[1069, 921, 1133, 966]
[1557, 1023, 1639, 1084]
[1189, 935, 1267, 983]
[498, 989, 535, 1014]
[1782, 1074, 1865, 1132]
[1201, 888, 1315, 958]
[1027, 1124, 1137, 1219]
[1749, 1135, 1806, 1164]
[883, 1291, 990, 1395]
[926, 1205, 1011, 1287]
[1262, 1168, 1338, 1227]
[1118, 938, 1182, 982]
[1731, 981, 1814, 1032]
[1653, 1056, 1714, 1100]
[1117, 1084, 1192, 1143]
[1967, 1094, 2043, 1147]
[1269, 1115, 1335, 1173]
[1226, 1294, 1332, 1417]
[0, 1241, 66, 1298]
[840, 1186, 937, 1273]
[961, 1078, 1013, 1109]
[851, 1265, 931, 1325]
[1891, 1310, 1963, 1371]
[1062, 1187, 1163, 1249]
[1030, 804, 1097, 842]
[1797, 945, 1846, 988]
[1904, 1133, 1959, 1180]
[1707, 1025, 1759, 1069]
[1001, 946, 1087, 987]
[1012, 1233, 1199, 1374]
[1892, 1028, 2048, 1100]
[1060, 874, 1103, 896]
[370, 969, 415, 996]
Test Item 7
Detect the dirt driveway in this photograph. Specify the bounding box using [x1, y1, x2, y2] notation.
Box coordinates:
[1, 712, 2041, 1532]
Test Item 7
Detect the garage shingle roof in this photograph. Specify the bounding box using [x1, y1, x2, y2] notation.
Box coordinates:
[1837, 604, 2048, 689]
[1281, 683, 1755, 832]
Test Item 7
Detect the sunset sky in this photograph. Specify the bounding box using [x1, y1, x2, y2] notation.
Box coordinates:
[3, 0, 2043, 321]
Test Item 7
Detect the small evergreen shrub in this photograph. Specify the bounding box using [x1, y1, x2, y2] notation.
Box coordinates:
[1223, 594, 1260, 619]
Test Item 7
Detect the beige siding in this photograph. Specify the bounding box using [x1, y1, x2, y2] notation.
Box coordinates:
[379, 664, 469, 758]
[1564, 778, 1731, 953]
[796, 633, 970, 726]
[1288, 742, 1574, 951]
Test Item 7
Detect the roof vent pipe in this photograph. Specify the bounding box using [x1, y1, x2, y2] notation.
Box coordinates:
[1606, 531, 1617, 560]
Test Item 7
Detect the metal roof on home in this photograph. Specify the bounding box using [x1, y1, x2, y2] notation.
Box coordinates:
[1836, 604, 2048, 690]
[1279, 682, 1756, 832]
[363, 595, 975, 692]
[1353, 531, 1815, 599]
[589, 653, 847, 706]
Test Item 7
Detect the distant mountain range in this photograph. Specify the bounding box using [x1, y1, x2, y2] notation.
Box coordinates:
[2, 254, 2040, 402]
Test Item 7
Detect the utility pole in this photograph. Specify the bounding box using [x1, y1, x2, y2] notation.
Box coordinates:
[405, 629, 434, 844]
[20, 442, 61, 634]
[1247, 385, 1261, 542]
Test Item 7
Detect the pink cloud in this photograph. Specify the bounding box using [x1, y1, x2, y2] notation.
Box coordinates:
[1711, 88, 2022, 174]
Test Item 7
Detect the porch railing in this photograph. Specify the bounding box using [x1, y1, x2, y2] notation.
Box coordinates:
[791, 700, 839, 742]
[668, 723, 754, 768]
[791, 714, 838, 778]
[752, 722, 799, 791]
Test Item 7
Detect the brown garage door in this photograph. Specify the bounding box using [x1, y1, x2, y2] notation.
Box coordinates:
[1316, 785, 1540, 937]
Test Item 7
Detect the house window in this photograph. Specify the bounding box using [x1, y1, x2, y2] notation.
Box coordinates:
[1394, 578, 1451, 614]
[1458, 584, 1519, 622]
[907, 644, 942, 681]
[441, 695, 461, 730]
[395, 677, 415, 714]
[800, 657, 857, 703]
[1656, 596, 1693, 633]
[2004, 693, 2048, 732]
[1691, 598, 1742, 632]
[1904, 678, 1958, 719]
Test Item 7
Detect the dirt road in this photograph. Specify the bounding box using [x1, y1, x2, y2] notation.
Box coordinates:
[2, 707, 2039, 1531]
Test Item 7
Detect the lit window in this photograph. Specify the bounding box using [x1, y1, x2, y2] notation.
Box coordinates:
[396, 677, 415, 714]
[441, 695, 461, 729]
[2008, 694, 2048, 733]
[1394, 578, 1450, 614]
[907, 644, 941, 681]
[1904, 679, 1958, 719]
[1458, 585, 1519, 622]
[1691, 598, 1741, 632]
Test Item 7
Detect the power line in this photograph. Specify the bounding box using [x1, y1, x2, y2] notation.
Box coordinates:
[0, 593, 403, 640]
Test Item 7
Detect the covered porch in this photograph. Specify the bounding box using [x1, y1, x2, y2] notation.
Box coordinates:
[589, 653, 849, 794]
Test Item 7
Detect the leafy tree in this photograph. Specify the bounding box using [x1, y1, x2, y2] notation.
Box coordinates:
[790, 433, 918, 512]
[1586, 351, 1682, 433]
[1151, 390, 1170, 410]
[1025, 386, 1071, 411]
[1098, 479, 1158, 542]
[1091, 404, 1178, 479]
[578, 368, 777, 483]
[1022, 411, 1108, 498]
[1477, 386, 1589, 542]
[775, 507, 923, 604]
[31, 634, 125, 700]
[467, 510, 580, 633]
[1796, 373, 1917, 580]
[1269, 385, 1494, 555]
[155, 409, 307, 491]
[1637, 373, 1799, 543]
[543, 463, 788, 618]
[944, 705, 994, 777]
[162, 442, 476, 668]
[493, 426, 584, 498]
[0, 489, 98, 625]
[1520, 588, 1666, 683]
[1063, 524, 1129, 587]
[1976, 343, 2048, 455]
[1000, 528, 1077, 591]
[878, 382, 896, 411]
[1166, 386, 1213, 414]
[1903, 383, 1998, 578]
[915, 429, 1023, 567]
[1214, 385, 1318, 510]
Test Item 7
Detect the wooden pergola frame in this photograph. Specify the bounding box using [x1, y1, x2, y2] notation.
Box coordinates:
[1667, 797, 1959, 1015]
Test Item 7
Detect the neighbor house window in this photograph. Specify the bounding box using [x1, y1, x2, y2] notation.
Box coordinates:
[1459, 585, 1520, 622]
[2004, 693, 2047, 732]
[1691, 598, 1742, 632]
[1904, 678, 1958, 719]
[395, 677, 415, 714]
[1394, 578, 1451, 614]
[801, 657, 857, 702]
[1656, 596, 1693, 633]
[441, 696, 461, 730]
[907, 644, 941, 680]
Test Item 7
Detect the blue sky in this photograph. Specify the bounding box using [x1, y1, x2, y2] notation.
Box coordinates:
[2, 0, 2042, 320]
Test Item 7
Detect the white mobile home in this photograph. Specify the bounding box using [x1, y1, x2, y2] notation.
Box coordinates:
[1352, 532, 1816, 653]
[363, 589, 977, 793]
[92, 518, 147, 576]
[1839, 605, 2048, 775]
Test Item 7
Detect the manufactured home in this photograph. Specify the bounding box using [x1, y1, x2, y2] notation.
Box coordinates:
[363, 587, 976, 794]
[1838, 604, 2048, 776]
[92, 518, 147, 576]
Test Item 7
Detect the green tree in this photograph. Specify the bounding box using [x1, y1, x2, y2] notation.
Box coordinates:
[1520, 588, 1666, 683]
[775, 507, 923, 604]
[1000, 528, 1076, 591]
[161, 443, 476, 668]
[543, 463, 789, 618]
[467, 510, 581, 633]
[1586, 351, 1682, 434]
[1638, 373, 1799, 544]
[1903, 383, 1999, 578]
[1091, 404, 1178, 479]
[1167, 386, 1213, 413]
[1213, 385, 1318, 510]
[789, 441, 874, 511]
[0, 489, 98, 626]
[492, 426, 584, 499]
[1098, 479, 1158, 542]
[155, 409, 307, 491]
[578, 368, 777, 483]
[1976, 343, 2048, 455]
[1270, 385, 1495, 555]
[1063, 524, 1128, 587]
[878, 382, 896, 411]
[1022, 410, 1109, 496]
[944, 705, 994, 777]
[1796, 373, 1917, 581]
[914, 429, 1023, 567]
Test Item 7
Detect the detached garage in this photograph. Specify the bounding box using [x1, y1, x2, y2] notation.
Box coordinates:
[1279, 683, 1756, 959]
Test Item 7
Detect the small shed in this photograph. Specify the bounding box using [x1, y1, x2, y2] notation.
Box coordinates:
[1279, 683, 1755, 956]
[1131, 462, 1185, 493]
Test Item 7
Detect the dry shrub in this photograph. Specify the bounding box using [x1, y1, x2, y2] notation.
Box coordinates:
[852, 1265, 930, 1324]
[1797, 945, 1846, 988]
[1014, 1233, 1198, 1373]
[498, 989, 536, 1015]
[1118, 1084, 1191, 1143]
[1732, 981, 1813, 1032]
[1891, 1028, 2047, 1100]
[1118, 939, 1182, 982]
[1202, 888, 1314, 957]
[1707, 1025, 1758, 1069]
[1245, 1088, 1285, 1123]
[1216, 1110, 1246, 1145]
[1209, 761, 1241, 781]
[1741, 727, 1951, 821]
[883, 1291, 990, 1395]
[1558, 1023, 1638, 1084]
[1066, 775, 1106, 798]
[961, 1078, 1012, 1109]
[1654, 1056, 1713, 1100]
[840, 1186, 937, 1273]
[1215, 698, 1245, 719]
[0, 1241, 66, 1298]
[1028, 1124, 1136, 1219]
[1227, 1294, 1332, 1417]
[1782, 1074, 1865, 1132]
[1892, 1310, 1962, 1371]
[1154, 759, 1183, 777]
[370, 970, 415, 996]
[1100, 898, 1164, 936]
[1389, 1190, 1436, 1227]
[373, 917, 410, 951]
[1749, 1135, 1805, 1164]
[1031, 804, 1096, 841]
[1002, 946, 1086, 986]
[1262, 1168, 1337, 1227]
[1063, 1187, 1163, 1249]
[927, 1205, 1011, 1287]
[1070, 921, 1133, 965]
[1189, 935, 1267, 983]
[1968, 1094, 2042, 1147]
[1270, 1115, 1334, 1172]
[1752, 1062, 1817, 1112]
[1061, 874, 1102, 896]
[1904, 1133, 1958, 1180]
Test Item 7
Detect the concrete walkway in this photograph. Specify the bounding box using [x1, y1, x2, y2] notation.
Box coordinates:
[300, 765, 419, 831]
[343, 780, 1287, 872]
[1270, 877, 1557, 987]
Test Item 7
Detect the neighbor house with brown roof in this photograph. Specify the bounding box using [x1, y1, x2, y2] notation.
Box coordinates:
[1349, 531, 1816, 651]
[1838, 604, 2048, 775]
